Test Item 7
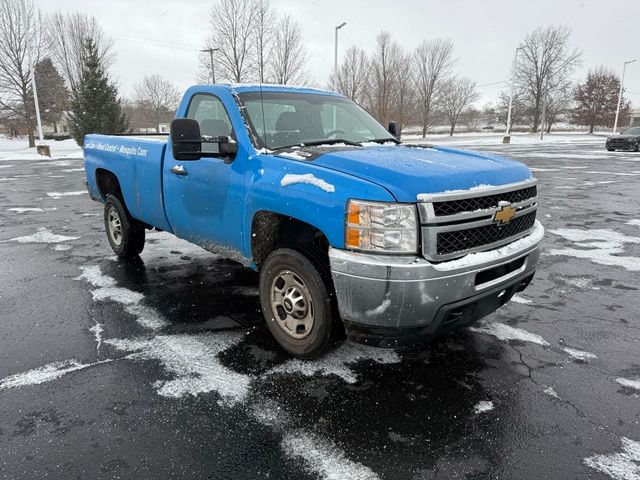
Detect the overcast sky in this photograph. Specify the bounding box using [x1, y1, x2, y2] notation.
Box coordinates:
[39, 0, 640, 107]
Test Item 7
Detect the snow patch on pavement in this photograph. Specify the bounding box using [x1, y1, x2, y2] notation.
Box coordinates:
[627, 220, 640, 227]
[105, 333, 250, 405]
[7, 207, 43, 213]
[3, 227, 79, 244]
[563, 347, 597, 361]
[281, 173, 336, 193]
[548, 228, 640, 271]
[616, 378, 640, 391]
[53, 244, 72, 251]
[46, 190, 87, 199]
[0, 359, 111, 391]
[543, 386, 559, 399]
[76, 265, 168, 330]
[267, 342, 401, 384]
[584, 437, 640, 480]
[511, 295, 532, 305]
[281, 430, 381, 480]
[473, 401, 494, 414]
[90, 320, 104, 354]
[469, 321, 550, 346]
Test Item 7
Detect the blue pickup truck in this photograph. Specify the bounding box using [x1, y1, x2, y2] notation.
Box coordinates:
[83, 84, 543, 358]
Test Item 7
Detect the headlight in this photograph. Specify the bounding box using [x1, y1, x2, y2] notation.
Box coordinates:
[345, 200, 418, 253]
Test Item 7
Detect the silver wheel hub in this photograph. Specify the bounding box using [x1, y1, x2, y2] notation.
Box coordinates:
[107, 207, 123, 246]
[270, 270, 314, 339]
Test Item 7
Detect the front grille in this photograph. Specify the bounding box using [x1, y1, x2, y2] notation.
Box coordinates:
[437, 211, 537, 256]
[608, 138, 635, 149]
[433, 186, 537, 216]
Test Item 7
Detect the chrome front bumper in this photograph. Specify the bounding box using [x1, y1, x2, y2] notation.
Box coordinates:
[329, 221, 544, 344]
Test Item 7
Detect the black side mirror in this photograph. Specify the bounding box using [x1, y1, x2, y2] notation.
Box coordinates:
[388, 121, 400, 139]
[218, 135, 238, 157]
[171, 119, 202, 161]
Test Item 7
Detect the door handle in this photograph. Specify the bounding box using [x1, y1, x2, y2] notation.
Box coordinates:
[170, 164, 187, 176]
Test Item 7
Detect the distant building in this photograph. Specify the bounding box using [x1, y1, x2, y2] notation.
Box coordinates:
[630, 109, 640, 127]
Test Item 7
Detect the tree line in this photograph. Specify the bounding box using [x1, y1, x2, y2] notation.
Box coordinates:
[0, 0, 634, 147]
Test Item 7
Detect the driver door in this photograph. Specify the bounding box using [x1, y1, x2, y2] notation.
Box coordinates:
[163, 93, 246, 254]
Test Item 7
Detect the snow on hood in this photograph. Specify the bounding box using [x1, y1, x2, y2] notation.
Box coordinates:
[305, 144, 533, 202]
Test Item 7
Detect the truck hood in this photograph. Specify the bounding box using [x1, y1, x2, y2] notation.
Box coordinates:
[301, 145, 533, 202]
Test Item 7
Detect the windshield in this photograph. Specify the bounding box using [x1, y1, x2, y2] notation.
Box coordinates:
[236, 91, 396, 150]
[621, 127, 640, 135]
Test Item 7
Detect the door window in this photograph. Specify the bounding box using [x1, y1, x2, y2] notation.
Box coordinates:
[186, 94, 234, 154]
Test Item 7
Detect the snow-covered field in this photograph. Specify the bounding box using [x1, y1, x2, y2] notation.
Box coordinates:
[0, 136, 82, 161]
[403, 131, 608, 146]
[0, 132, 608, 163]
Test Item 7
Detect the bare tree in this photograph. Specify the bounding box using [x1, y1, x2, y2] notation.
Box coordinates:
[390, 52, 415, 131]
[202, 0, 256, 83]
[368, 31, 403, 126]
[514, 25, 582, 132]
[134, 75, 180, 132]
[47, 12, 114, 91]
[496, 89, 528, 129]
[253, 0, 275, 83]
[0, 0, 44, 147]
[440, 77, 479, 135]
[573, 67, 630, 133]
[270, 14, 308, 85]
[329, 46, 370, 105]
[544, 82, 573, 133]
[413, 38, 455, 137]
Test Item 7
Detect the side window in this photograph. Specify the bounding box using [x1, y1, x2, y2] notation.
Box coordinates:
[186, 94, 234, 154]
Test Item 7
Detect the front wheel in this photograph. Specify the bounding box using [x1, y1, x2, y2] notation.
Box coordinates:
[259, 248, 334, 358]
[606, 147, 615, 152]
[104, 194, 145, 259]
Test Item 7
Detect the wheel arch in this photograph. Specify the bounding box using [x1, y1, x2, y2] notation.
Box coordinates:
[95, 168, 123, 203]
[250, 210, 332, 269]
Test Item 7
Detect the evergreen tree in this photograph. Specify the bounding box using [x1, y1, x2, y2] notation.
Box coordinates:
[34, 58, 69, 130]
[69, 38, 127, 145]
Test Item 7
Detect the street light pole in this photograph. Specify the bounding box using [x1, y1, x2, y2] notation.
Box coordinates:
[334, 22, 347, 71]
[613, 59, 636, 134]
[20, 0, 43, 144]
[505, 46, 523, 138]
[201, 48, 220, 84]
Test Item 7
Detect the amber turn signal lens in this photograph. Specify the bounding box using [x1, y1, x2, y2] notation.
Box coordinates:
[346, 228, 361, 248]
[347, 202, 360, 225]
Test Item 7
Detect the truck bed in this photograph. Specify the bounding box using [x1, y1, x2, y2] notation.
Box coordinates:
[83, 134, 173, 232]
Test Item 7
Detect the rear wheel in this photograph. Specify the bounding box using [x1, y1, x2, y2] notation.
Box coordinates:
[259, 248, 334, 358]
[606, 147, 615, 152]
[104, 194, 145, 259]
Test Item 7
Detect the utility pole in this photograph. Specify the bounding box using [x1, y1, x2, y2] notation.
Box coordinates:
[20, 0, 43, 145]
[201, 48, 220, 84]
[334, 22, 347, 71]
[613, 59, 636, 134]
[540, 76, 549, 140]
[504, 46, 523, 141]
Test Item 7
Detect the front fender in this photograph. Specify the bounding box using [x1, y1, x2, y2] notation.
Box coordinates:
[243, 153, 396, 255]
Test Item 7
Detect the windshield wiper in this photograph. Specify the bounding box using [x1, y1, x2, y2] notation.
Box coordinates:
[364, 137, 401, 144]
[301, 139, 362, 147]
[275, 138, 362, 150]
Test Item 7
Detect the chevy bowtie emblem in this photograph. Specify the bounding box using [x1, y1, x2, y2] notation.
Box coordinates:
[494, 204, 516, 225]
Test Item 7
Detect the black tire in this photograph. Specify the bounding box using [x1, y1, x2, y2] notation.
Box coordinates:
[606, 147, 615, 152]
[259, 248, 334, 358]
[104, 194, 145, 259]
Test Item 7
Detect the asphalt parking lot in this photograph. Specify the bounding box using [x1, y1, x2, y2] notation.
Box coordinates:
[0, 139, 639, 479]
